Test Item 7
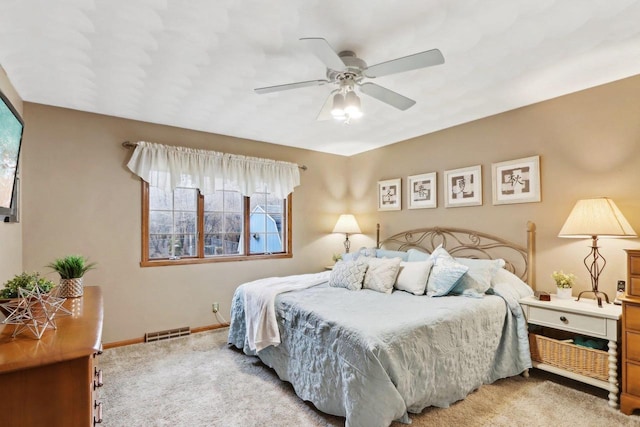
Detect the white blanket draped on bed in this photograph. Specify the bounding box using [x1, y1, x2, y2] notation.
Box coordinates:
[243, 271, 330, 352]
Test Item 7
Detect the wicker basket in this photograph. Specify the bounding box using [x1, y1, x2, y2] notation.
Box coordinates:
[529, 333, 608, 381]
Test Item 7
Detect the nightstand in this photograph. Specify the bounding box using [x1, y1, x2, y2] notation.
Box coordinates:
[520, 295, 622, 408]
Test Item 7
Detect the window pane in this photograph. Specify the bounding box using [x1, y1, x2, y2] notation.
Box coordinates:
[204, 190, 224, 212]
[174, 211, 197, 234]
[224, 191, 243, 212]
[250, 192, 267, 212]
[250, 232, 266, 254]
[266, 195, 283, 214]
[204, 234, 224, 256]
[149, 234, 172, 259]
[266, 233, 283, 253]
[173, 234, 197, 257]
[223, 233, 241, 255]
[149, 211, 173, 234]
[174, 188, 197, 211]
[149, 187, 172, 210]
[249, 191, 286, 255]
[204, 213, 223, 233]
[224, 213, 243, 233]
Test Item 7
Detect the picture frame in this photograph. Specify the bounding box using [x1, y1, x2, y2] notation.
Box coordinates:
[407, 172, 437, 209]
[444, 165, 482, 208]
[378, 178, 401, 211]
[491, 155, 540, 205]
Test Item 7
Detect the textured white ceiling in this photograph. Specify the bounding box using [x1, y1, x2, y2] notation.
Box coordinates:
[1, 0, 640, 156]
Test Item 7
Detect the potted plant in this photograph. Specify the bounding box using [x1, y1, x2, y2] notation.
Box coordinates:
[552, 270, 576, 299]
[0, 272, 56, 316]
[47, 255, 96, 298]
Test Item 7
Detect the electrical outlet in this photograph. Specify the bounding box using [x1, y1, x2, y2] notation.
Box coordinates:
[212, 302, 219, 313]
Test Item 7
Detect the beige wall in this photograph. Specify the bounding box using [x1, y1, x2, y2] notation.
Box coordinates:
[17, 74, 640, 343]
[21, 104, 349, 343]
[0, 66, 23, 284]
[349, 74, 640, 298]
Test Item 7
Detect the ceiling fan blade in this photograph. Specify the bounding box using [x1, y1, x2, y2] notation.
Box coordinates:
[300, 37, 346, 71]
[316, 90, 338, 121]
[254, 79, 329, 94]
[359, 82, 416, 111]
[364, 49, 444, 78]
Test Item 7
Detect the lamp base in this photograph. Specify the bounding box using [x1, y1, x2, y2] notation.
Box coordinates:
[576, 289, 610, 308]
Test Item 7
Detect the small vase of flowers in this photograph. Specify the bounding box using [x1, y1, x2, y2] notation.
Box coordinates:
[552, 270, 576, 299]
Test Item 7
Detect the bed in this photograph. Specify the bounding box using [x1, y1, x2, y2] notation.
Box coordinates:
[228, 223, 537, 427]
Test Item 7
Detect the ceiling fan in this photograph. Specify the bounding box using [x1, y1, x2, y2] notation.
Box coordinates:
[254, 38, 444, 122]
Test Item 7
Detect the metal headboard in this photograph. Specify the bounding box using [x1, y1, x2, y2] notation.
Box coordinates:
[376, 222, 536, 289]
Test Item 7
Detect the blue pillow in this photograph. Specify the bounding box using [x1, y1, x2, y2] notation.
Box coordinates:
[407, 248, 430, 262]
[376, 249, 408, 261]
[426, 246, 468, 297]
[341, 247, 376, 262]
[450, 258, 505, 298]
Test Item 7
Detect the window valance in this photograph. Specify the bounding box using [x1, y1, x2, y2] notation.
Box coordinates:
[126, 141, 300, 198]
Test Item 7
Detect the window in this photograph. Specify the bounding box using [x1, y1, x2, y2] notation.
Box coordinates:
[142, 181, 291, 266]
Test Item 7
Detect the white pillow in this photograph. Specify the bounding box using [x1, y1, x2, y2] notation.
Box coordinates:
[329, 260, 369, 291]
[395, 260, 433, 295]
[363, 257, 402, 294]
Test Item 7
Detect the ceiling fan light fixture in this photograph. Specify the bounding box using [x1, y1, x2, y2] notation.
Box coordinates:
[344, 91, 362, 117]
[331, 93, 346, 118]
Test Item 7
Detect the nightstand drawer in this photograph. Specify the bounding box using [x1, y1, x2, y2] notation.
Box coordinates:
[528, 306, 607, 336]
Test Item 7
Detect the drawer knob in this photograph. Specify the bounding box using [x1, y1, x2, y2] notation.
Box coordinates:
[560, 316, 568, 323]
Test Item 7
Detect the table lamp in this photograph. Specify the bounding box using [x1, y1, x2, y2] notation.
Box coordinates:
[333, 214, 361, 253]
[558, 197, 637, 307]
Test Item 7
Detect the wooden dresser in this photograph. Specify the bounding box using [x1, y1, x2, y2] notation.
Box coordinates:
[0, 286, 104, 426]
[621, 250, 640, 415]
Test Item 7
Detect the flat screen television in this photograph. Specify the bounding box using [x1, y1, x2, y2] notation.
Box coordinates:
[0, 88, 23, 222]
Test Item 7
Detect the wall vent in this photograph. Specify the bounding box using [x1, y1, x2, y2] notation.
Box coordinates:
[145, 326, 190, 343]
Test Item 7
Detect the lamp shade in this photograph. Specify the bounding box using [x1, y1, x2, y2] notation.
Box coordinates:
[333, 214, 361, 234]
[558, 197, 637, 238]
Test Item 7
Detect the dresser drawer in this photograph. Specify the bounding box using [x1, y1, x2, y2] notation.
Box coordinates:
[630, 255, 640, 275]
[626, 362, 640, 396]
[629, 277, 640, 299]
[625, 303, 640, 331]
[626, 332, 640, 362]
[528, 306, 607, 336]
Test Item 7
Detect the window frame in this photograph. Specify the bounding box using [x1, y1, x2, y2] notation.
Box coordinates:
[140, 181, 292, 267]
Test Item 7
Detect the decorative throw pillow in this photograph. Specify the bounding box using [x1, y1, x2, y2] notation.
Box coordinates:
[450, 258, 505, 298]
[363, 257, 402, 294]
[395, 260, 433, 295]
[426, 245, 468, 297]
[329, 260, 369, 291]
[407, 248, 430, 262]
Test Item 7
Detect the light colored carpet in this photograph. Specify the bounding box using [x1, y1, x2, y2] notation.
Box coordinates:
[100, 328, 640, 427]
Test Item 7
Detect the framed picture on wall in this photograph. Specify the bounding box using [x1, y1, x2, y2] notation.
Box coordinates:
[378, 178, 401, 211]
[407, 172, 437, 209]
[444, 165, 482, 208]
[491, 155, 540, 205]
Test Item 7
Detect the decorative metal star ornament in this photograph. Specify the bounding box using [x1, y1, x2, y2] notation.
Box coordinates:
[1, 286, 70, 339]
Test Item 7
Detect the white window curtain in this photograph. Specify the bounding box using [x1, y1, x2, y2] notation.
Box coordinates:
[126, 141, 301, 198]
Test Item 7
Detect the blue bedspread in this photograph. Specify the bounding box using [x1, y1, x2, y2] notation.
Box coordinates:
[229, 275, 532, 427]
